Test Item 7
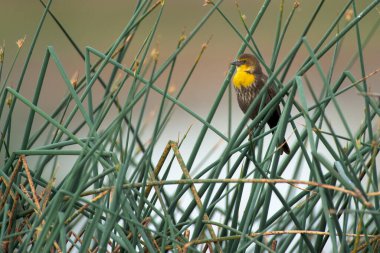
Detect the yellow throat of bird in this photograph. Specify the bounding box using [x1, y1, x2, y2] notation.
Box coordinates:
[232, 65, 255, 89]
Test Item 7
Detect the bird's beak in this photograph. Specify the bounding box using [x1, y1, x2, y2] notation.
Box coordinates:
[230, 60, 242, 66]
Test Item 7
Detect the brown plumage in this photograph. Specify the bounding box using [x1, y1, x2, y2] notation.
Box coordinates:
[231, 53, 290, 155]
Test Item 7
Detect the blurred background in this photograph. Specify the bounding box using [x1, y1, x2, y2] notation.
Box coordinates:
[1, 2, 380, 250]
[1, 0, 379, 179]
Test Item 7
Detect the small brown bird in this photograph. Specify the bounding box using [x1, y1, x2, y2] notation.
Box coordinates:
[231, 53, 290, 154]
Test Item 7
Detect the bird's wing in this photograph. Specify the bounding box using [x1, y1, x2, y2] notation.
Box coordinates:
[259, 73, 282, 116]
[268, 86, 282, 116]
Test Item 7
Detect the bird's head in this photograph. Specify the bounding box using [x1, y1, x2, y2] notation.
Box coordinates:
[231, 53, 261, 89]
[231, 53, 262, 74]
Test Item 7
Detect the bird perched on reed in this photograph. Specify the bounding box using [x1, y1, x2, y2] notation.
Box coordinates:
[231, 53, 290, 154]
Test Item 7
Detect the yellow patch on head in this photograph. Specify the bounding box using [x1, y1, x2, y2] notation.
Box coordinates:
[232, 65, 255, 89]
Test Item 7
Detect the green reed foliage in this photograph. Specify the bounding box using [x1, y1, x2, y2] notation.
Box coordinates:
[1, 0, 380, 252]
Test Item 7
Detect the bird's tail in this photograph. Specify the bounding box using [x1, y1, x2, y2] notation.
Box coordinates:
[267, 113, 290, 155]
[280, 139, 290, 155]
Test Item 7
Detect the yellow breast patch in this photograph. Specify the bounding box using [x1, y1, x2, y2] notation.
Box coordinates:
[232, 66, 255, 89]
